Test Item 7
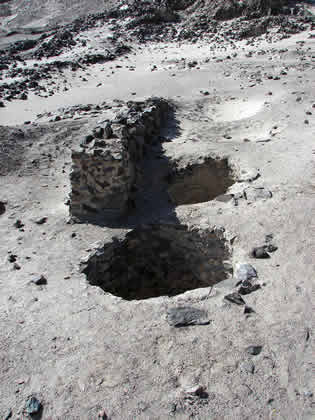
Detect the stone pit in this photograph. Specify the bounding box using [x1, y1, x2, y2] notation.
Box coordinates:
[81, 224, 232, 300]
[168, 157, 235, 205]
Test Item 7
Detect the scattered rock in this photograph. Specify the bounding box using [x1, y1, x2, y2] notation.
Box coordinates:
[265, 234, 274, 243]
[224, 292, 245, 305]
[235, 263, 257, 282]
[238, 169, 260, 182]
[104, 122, 113, 139]
[31, 275, 48, 286]
[0, 201, 6, 215]
[166, 307, 210, 327]
[246, 345, 263, 356]
[34, 217, 48, 225]
[19, 92, 28, 100]
[98, 410, 108, 419]
[0, 201, 7, 216]
[238, 282, 261, 295]
[266, 244, 278, 253]
[14, 220, 24, 229]
[4, 409, 12, 420]
[303, 390, 313, 398]
[252, 246, 270, 259]
[244, 305, 255, 314]
[240, 359, 255, 374]
[183, 384, 208, 398]
[25, 396, 42, 415]
[244, 187, 272, 202]
[8, 254, 17, 263]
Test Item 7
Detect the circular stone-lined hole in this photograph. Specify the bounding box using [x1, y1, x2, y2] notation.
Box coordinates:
[82, 224, 232, 300]
[168, 157, 235, 205]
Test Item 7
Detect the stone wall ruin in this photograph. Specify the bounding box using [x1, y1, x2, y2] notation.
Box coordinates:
[70, 98, 171, 220]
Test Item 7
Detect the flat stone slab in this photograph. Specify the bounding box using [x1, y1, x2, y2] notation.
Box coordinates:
[166, 306, 211, 327]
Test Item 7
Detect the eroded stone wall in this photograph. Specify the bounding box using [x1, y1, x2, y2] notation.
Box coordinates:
[70, 98, 171, 220]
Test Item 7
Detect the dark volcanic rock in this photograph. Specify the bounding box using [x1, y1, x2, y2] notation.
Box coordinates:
[238, 283, 261, 295]
[34, 217, 48, 225]
[8, 254, 17, 263]
[252, 246, 270, 259]
[4, 409, 12, 420]
[244, 305, 255, 314]
[7, 39, 37, 55]
[0, 201, 6, 215]
[224, 292, 246, 305]
[33, 30, 76, 59]
[266, 244, 278, 253]
[14, 219, 24, 229]
[31, 275, 48, 286]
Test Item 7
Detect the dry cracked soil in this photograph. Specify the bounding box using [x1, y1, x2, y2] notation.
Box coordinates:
[0, 0, 315, 419]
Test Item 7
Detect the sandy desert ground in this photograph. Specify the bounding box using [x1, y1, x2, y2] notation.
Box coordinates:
[0, 1, 315, 419]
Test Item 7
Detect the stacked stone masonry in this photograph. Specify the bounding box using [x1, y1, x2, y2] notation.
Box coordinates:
[70, 98, 171, 220]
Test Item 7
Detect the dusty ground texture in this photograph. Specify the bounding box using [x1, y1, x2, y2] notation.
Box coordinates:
[0, 1, 315, 419]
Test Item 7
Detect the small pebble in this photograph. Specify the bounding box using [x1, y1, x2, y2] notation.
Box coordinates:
[31, 275, 47, 286]
[246, 345, 263, 356]
[14, 220, 24, 229]
[252, 246, 270, 259]
[35, 217, 48, 225]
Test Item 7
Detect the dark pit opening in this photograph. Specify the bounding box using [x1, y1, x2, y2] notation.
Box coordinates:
[168, 157, 235, 205]
[82, 224, 232, 300]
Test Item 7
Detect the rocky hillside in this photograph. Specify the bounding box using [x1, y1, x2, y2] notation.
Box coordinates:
[0, 0, 311, 31]
[0, 0, 114, 29]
